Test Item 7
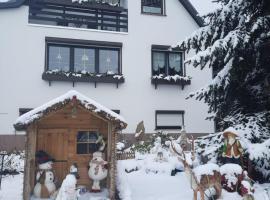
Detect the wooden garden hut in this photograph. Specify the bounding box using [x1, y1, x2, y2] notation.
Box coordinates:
[13, 90, 127, 200]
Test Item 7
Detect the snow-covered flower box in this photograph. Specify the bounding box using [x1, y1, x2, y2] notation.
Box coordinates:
[72, 0, 120, 7]
[151, 74, 191, 89]
[42, 70, 125, 87]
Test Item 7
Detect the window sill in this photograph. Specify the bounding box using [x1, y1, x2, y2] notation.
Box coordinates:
[42, 71, 125, 88]
[141, 12, 167, 17]
[151, 74, 191, 89]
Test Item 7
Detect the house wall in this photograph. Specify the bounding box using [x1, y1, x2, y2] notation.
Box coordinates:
[0, 0, 214, 135]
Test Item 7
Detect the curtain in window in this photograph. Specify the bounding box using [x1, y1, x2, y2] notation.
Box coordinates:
[48, 46, 70, 72]
[169, 53, 181, 73]
[74, 48, 95, 73]
[153, 52, 166, 74]
[99, 49, 119, 74]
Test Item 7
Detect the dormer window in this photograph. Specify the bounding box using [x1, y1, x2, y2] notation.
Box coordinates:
[141, 0, 165, 15]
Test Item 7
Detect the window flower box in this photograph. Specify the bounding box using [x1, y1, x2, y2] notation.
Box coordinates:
[42, 70, 125, 87]
[151, 74, 191, 89]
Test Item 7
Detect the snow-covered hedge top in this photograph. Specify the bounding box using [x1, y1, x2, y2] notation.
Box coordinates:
[193, 163, 220, 181]
[220, 164, 243, 176]
[14, 90, 127, 130]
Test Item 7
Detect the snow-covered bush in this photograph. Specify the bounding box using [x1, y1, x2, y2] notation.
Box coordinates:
[1, 151, 24, 175]
[220, 164, 243, 192]
[195, 123, 270, 182]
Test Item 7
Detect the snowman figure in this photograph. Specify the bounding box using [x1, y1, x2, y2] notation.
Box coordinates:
[88, 152, 108, 192]
[56, 163, 80, 200]
[33, 150, 57, 199]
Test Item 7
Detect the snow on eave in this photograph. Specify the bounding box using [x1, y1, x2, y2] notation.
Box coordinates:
[13, 90, 127, 131]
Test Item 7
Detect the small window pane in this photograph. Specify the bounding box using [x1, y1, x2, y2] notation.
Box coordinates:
[48, 46, 70, 71]
[169, 53, 182, 75]
[74, 48, 95, 73]
[77, 131, 89, 142]
[142, 0, 163, 14]
[153, 52, 166, 75]
[99, 49, 119, 74]
[77, 143, 88, 154]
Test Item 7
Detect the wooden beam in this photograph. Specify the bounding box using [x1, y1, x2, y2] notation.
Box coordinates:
[23, 123, 37, 200]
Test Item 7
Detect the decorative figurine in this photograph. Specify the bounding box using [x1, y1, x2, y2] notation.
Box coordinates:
[88, 152, 108, 192]
[56, 163, 80, 200]
[33, 150, 57, 199]
[222, 127, 243, 165]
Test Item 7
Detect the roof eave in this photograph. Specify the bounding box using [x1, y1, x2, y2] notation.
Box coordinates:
[0, 0, 26, 9]
[178, 0, 204, 27]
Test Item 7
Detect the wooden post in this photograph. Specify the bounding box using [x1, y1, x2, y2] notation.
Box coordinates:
[23, 124, 37, 200]
[108, 123, 117, 200]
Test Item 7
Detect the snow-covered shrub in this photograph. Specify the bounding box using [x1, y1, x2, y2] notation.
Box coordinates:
[195, 121, 270, 182]
[220, 164, 243, 192]
[1, 151, 24, 175]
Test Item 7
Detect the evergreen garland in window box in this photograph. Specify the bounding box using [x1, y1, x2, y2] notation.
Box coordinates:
[42, 70, 125, 85]
[151, 74, 191, 89]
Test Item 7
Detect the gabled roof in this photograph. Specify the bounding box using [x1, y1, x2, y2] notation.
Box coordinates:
[0, 0, 204, 26]
[178, 0, 204, 27]
[14, 90, 127, 131]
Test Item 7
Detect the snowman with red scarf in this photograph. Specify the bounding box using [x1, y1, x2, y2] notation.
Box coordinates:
[88, 152, 108, 192]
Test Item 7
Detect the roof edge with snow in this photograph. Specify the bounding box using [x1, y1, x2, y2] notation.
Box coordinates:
[178, 0, 204, 27]
[14, 90, 127, 131]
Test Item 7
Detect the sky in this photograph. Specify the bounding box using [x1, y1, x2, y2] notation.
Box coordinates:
[189, 0, 220, 15]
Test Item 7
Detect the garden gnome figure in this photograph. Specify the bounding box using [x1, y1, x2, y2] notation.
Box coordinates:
[222, 127, 243, 165]
[88, 152, 108, 192]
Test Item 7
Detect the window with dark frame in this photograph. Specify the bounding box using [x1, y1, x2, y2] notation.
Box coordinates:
[155, 110, 185, 130]
[77, 131, 101, 154]
[152, 49, 183, 76]
[141, 0, 165, 15]
[46, 39, 121, 75]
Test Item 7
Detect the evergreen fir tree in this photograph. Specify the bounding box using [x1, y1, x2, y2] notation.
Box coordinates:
[175, 0, 270, 180]
[175, 0, 270, 136]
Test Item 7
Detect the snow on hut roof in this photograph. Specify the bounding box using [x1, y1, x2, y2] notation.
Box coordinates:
[14, 90, 127, 130]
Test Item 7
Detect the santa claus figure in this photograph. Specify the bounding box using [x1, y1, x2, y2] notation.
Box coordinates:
[222, 128, 243, 165]
[33, 150, 57, 199]
[88, 152, 108, 192]
[56, 163, 80, 200]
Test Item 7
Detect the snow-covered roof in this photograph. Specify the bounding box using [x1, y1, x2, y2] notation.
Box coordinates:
[14, 90, 127, 131]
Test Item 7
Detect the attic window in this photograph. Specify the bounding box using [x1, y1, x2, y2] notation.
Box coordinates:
[141, 0, 165, 15]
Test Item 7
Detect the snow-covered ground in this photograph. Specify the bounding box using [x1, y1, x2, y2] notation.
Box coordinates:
[0, 173, 23, 200]
[1, 151, 270, 200]
[0, 168, 270, 200]
[117, 155, 270, 200]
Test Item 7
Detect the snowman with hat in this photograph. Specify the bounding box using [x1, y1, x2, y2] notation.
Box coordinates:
[88, 152, 108, 192]
[33, 150, 57, 199]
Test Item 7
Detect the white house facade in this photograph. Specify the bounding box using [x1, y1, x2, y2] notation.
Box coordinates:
[0, 0, 214, 135]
